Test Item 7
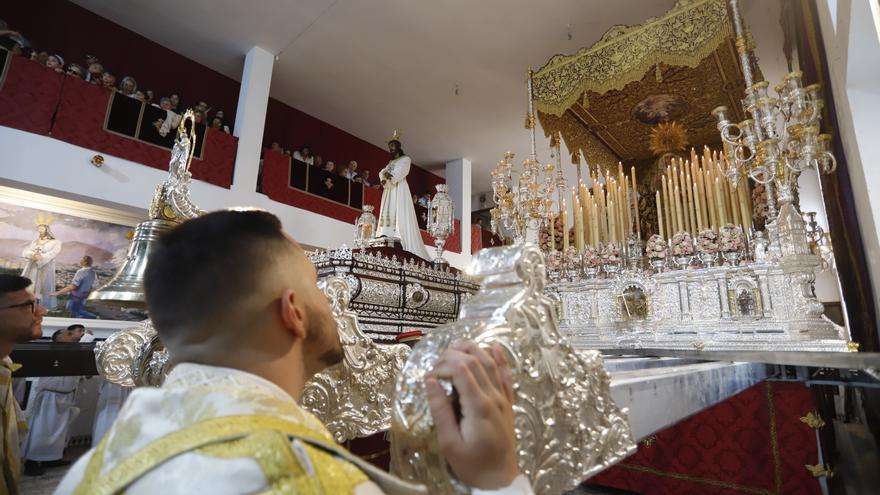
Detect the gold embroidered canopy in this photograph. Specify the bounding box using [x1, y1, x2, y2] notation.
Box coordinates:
[532, 0, 733, 117]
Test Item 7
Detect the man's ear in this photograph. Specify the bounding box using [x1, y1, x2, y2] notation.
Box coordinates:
[279, 289, 307, 340]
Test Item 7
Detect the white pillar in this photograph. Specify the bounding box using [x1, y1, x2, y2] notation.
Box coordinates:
[445, 158, 472, 256]
[231, 46, 274, 196]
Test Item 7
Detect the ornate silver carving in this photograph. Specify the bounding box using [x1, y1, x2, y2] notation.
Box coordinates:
[556, 253, 849, 351]
[390, 245, 635, 495]
[301, 277, 412, 443]
[310, 247, 479, 341]
[94, 320, 162, 387]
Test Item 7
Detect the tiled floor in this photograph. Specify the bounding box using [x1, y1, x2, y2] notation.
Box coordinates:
[19, 447, 87, 495]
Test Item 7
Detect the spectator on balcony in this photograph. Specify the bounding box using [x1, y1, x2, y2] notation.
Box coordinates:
[324, 161, 336, 173]
[45, 54, 64, 72]
[101, 72, 116, 90]
[418, 193, 431, 208]
[154, 98, 182, 137]
[145, 90, 155, 105]
[314, 155, 324, 168]
[194, 110, 206, 124]
[293, 145, 314, 165]
[356, 169, 375, 187]
[31, 51, 48, 65]
[134, 90, 145, 101]
[342, 160, 359, 180]
[64, 63, 84, 79]
[196, 101, 211, 116]
[119, 76, 138, 97]
[269, 142, 283, 154]
[85, 62, 103, 83]
[209, 116, 229, 133]
[169, 94, 180, 111]
[84, 54, 99, 69]
[211, 111, 230, 133]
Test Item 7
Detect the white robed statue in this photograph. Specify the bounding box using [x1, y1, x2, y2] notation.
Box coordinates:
[21, 218, 63, 309]
[375, 130, 430, 260]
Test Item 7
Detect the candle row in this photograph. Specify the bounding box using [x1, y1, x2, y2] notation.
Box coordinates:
[550, 162, 640, 251]
[656, 147, 752, 240]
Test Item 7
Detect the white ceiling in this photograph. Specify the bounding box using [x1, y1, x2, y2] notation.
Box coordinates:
[76, 0, 775, 194]
[71, 0, 680, 193]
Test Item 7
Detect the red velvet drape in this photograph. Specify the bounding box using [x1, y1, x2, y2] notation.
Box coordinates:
[589, 382, 822, 495]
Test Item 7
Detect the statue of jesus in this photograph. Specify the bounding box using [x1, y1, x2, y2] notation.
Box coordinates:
[375, 131, 430, 260]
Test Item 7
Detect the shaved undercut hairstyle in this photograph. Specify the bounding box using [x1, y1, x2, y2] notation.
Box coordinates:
[144, 209, 296, 343]
[0, 275, 31, 298]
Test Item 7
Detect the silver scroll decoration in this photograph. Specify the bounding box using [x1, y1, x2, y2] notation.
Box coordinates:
[94, 320, 169, 387]
[301, 276, 412, 442]
[389, 244, 635, 495]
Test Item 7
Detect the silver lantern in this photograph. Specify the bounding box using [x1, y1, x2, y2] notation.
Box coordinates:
[427, 184, 454, 268]
[354, 205, 377, 248]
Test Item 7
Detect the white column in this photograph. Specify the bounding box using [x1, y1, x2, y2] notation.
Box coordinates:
[445, 158, 472, 256]
[231, 46, 274, 196]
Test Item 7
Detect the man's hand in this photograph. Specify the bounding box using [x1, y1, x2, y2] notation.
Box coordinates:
[427, 341, 520, 490]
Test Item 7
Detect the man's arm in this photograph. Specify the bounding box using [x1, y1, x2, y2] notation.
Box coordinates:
[52, 269, 84, 296]
[51, 284, 77, 297]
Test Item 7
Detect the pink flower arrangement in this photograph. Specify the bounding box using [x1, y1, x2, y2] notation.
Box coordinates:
[719, 224, 744, 253]
[671, 231, 694, 256]
[696, 228, 719, 254]
[601, 243, 621, 264]
[583, 245, 600, 267]
[547, 250, 562, 270]
[645, 234, 668, 259]
[752, 183, 769, 221]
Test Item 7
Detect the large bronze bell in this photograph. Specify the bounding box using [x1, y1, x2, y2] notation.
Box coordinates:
[88, 110, 202, 308]
[88, 219, 175, 308]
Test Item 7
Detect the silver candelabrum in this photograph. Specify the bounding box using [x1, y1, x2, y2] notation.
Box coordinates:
[712, 0, 837, 222]
[489, 152, 556, 245]
[427, 184, 454, 267]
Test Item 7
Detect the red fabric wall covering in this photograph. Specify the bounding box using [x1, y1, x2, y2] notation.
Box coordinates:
[589, 382, 822, 495]
[1, 1, 241, 124]
[0, 56, 236, 187]
[263, 151, 460, 253]
[0, 56, 62, 134]
[263, 97, 444, 199]
[46, 73, 236, 187]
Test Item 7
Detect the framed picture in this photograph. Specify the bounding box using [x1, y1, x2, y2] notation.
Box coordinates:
[0, 185, 146, 323]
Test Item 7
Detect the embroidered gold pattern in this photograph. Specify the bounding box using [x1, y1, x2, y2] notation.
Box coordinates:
[532, 0, 733, 116]
[799, 411, 826, 429]
[74, 415, 366, 495]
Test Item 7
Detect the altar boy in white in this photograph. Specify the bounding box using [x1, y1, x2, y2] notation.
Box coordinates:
[22, 325, 89, 476]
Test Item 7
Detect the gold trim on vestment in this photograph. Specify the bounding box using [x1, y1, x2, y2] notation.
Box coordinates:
[74, 415, 367, 495]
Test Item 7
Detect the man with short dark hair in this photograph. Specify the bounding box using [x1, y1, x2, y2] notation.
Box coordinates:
[0, 274, 47, 492]
[57, 209, 529, 494]
[51, 256, 97, 319]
